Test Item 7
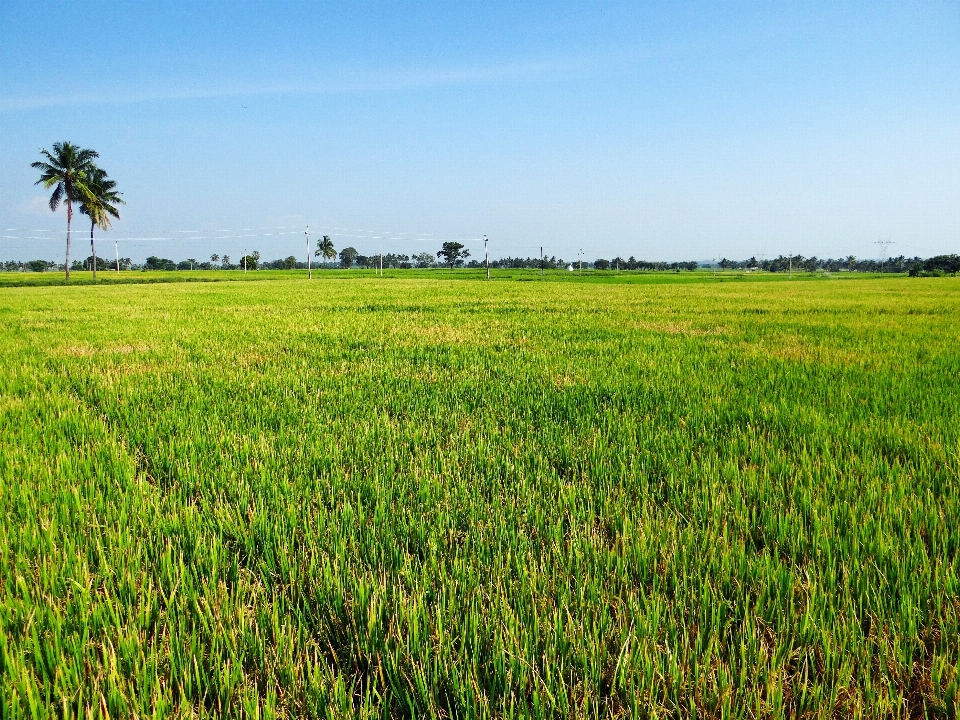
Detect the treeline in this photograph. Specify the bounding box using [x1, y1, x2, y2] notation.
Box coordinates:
[4, 252, 958, 275]
[718, 254, 960, 275]
[2, 256, 133, 272]
[601, 258, 700, 271]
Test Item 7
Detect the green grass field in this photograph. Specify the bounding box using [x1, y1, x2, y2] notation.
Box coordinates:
[0, 267, 889, 288]
[1, 273, 957, 718]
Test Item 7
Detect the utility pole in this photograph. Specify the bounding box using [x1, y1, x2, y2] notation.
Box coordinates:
[540, 246, 543, 277]
[244, 248, 247, 273]
[579, 249, 583, 275]
[115, 241, 120, 272]
[380, 243, 383, 277]
[789, 254, 793, 279]
[306, 226, 312, 279]
[485, 235, 489, 280]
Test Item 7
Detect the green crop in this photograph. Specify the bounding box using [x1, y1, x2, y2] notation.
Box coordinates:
[0, 274, 957, 718]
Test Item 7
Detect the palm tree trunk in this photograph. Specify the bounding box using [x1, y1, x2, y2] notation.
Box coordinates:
[65, 200, 72, 281]
[90, 220, 97, 282]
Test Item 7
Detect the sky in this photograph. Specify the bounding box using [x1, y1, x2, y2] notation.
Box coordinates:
[1, 1, 958, 263]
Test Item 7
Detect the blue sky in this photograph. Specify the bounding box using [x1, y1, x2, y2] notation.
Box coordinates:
[1, 1, 958, 263]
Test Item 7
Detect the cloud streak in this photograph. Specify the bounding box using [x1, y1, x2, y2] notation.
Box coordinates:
[0, 54, 619, 113]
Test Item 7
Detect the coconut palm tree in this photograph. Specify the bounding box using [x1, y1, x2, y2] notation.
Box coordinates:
[32, 142, 99, 281]
[79, 166, 124, 282]
[315, 235, 336, 267]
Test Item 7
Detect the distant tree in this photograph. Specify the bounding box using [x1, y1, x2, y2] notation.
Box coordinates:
[769, 255, 791, 273]
[339, 246, 358, 268]
[282, 255, 297, 270]
[891, 255, 908, 273]
[594, 258, 610, 270]
[187, 258, 198, 270]
[925, 254, 960, 275]
[222, 255, 230, 268]
[413, 252, 434, 268]
[26, 260, 50, 272]
[145, 256, 176, 271]
[382, 253, 410, 269]
[83, 256, 110, 272]
[238, 252, 260, 270]
[211, 253, 220, 264]
[32, 142, 100, 281]
[437, 241, 470, 270]
[315, 236, 336, 266]
[846, 255, 857, 271]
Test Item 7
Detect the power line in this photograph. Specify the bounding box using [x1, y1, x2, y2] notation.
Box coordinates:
[875, 237, 895, 273]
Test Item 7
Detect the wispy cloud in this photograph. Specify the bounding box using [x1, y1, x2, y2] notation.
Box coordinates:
[0, 55, 618, 113]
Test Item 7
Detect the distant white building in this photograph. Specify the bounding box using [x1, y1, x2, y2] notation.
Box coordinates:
[567, 264, 574, 271]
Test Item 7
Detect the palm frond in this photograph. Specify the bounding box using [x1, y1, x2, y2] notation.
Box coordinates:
[31, 161, 57, 174]
[75, 163, 124, 232]
[48, 183, 64, 211]
[76, 148, 99, 164]
[35, 149, 61, 169]
[102, 200, 121, 220]
[73, 177, 96, 208]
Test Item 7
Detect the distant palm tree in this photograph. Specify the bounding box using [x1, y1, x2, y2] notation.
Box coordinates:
[211, 254, 220, 265]
[315, 235, 336, 267]
[79, 166, 124, 282]
[222, 255, 230, 267]
[32, 142, 99, 281]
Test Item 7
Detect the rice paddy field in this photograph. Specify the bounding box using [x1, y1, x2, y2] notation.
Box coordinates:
[0, 272, 957, 718]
